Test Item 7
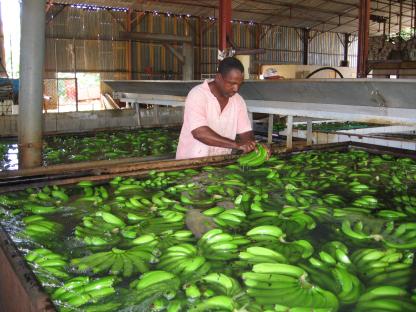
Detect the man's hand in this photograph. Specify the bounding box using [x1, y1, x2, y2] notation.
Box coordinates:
[236, 140, 256, 153]
[259, 143, 272, 159]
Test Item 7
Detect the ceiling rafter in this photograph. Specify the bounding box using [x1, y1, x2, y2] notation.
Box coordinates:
[247, 0, 357, 19]
[50, 0, 416, 35]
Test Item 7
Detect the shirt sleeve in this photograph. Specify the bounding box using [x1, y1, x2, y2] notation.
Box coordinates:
[184, 88, 209, 131]
[236, 97, 253, 134]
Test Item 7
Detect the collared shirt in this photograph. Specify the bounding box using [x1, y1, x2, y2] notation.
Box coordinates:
[176, 80, 252, 159]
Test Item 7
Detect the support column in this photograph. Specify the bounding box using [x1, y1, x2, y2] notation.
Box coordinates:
[306, 120, 313, 146]
[342, 33, 351, 66]
[267, 114, 274, 144]
[154, 104, 160, 125]
[357, 0, 370, 78]
[19, 0, 46, 169]
[302, 28, 310, 65]
[182, 42, 194, 80]
[219, 0, 232, 52]
[286, 116, 293, 151]
[126, 10, 133, 80]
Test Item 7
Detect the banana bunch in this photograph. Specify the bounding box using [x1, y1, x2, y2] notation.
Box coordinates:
[200, 273, 242, 297]
[52, 276, 117, 308]
[239, 246, 287, 265]
[351, 248, 413, 287]
[157, 230, 195, 249]
[75, 232, 120, 247]
[180, 193, 218, 208]
[111, 194, 148, 212]
[283, 189, 320, 208]
[376, 209, 408, 220]
[95, 211, 126, 227]
[321, 241, 352, 266]
[237, 144, 269, 167]
[142, 210, 185, 234]
[307, 206, 333, 222]
[340, 219, 373, 241]
[354, 285, 416, 311]
[22, 215, 63, 239]
[157, 243, 210, 280]
[74, 212, 127, 246]
[72, 246, 156, 277]
[78, 213, 124, 233]
[342, 220, 416, 249]
[74, 302, 122, 312]
[331, 266, 363, 304]
[130, 270, 181, 302]
[246, 225, 284, 241]
[125, 209, 152, 222]
[246, 225, 314, 262]
[348, 181, 371, 194]
[188, 295, 237, 312]
[0, 193, 21, 207]
[203, 206, 246, 228]
[303, 243, 362, 304]
[394, 194, 416, 216]
[266, 238, 314, 263]
[333, 207, 372, 218]
[249, 208, 316, 236]
[352, 195, 378, 209]
[322, 194, 345, 207]
[25, 248, 69, 279]
[22, 202, 58, 215]
[243, 263, 339, 310]
[151, 190, 179, 209]
[131, 233, 159, 248]
[198, 273, 253, 310]
[183, 283, 202, 302]
[382, 222, 416, 249]
[112, 179, 154, 195]
[158, 210, 185, 223]
[26, 185, 70, 204]
[198, 229, 244, 261]
[72, 182, 107, 206]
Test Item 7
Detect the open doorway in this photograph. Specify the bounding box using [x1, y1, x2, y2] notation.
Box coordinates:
[43, 72, 102, 112]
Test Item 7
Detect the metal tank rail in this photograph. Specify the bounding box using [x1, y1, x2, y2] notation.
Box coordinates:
[2, 141, 416, 194]
[104, 79, 416, 149]
[0, 141, 342, 194]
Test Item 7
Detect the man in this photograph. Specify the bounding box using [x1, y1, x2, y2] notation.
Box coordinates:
[176, 57, 256, 159]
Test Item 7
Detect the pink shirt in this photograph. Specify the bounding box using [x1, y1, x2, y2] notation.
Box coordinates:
[176, 80, 252, 159]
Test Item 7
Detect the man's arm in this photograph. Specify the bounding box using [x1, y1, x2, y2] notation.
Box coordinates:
[192, 126, 256, 153]
[237, 130, 255, 143]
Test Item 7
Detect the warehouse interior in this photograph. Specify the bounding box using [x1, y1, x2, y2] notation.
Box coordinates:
[0, 1, 416, 311]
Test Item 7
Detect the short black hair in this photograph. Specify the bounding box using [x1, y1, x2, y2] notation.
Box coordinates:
[218, 57, 244, 76]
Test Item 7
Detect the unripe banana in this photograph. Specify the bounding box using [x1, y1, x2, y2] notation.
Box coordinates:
[252, 263, 306, 279]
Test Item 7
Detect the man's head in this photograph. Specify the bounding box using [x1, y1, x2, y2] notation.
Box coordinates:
[215, 57, 245, 98]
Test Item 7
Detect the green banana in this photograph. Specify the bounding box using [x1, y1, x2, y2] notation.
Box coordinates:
[252, 263, 306, 278]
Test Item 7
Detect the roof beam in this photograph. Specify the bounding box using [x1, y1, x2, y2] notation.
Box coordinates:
[248, 0, 357, 19]
[311, 1, 394, 34]
[318, 0, 414, 19]
[119, 31, 193, 43]
[141, 0, 344, 28]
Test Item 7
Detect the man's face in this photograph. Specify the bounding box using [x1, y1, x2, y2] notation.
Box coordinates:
[216, 69, 244, 98]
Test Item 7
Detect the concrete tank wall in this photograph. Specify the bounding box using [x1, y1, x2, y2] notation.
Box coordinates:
[0, 108, 183, 137]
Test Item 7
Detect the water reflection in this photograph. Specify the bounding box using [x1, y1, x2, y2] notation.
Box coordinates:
[0, 143, 18, 171]
[7, 143, 19, 170]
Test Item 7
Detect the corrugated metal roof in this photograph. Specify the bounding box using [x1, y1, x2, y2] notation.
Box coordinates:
[52, 0, 416, 35]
